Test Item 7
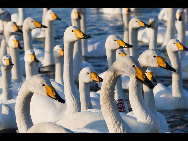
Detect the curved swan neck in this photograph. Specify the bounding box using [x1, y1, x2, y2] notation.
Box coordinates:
[55, 57, 64, 85]
[167, 49, 183, 98]
[43, 20, 55, 66]
[25, 62, 38, 80]
[15, 82, 34, 133]
[129, 27, 138, 58]
[129, 77, 160, 132]
[163, 8, 176, 46]
[100, 70, 131, 133]
[1, 66, 12, 101]
[79, 81, 92, 111]
[9, 48, 22, 83]
[23, 26, 33, 52]
[149, 27, 158, 50]
[64, 41, 81, 115]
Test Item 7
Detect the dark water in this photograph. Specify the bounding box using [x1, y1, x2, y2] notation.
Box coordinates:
[2, 8, 188, 133]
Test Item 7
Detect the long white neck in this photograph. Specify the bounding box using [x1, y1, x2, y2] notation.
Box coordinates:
[4, 21, 11, 55]
[0, 38, 7, 64]
[63, 41, 81, 115]
[42, 8, 49, 25]
[17, 8, 24, 27]
[149, 27, 158, 50]
[80, 8, 88, 56]
[129, 77, 160, 133]
[1, 66, 12, 101]
[129, 27, 139, 59]
[23, 25, 33, 52]
[122, 12, 130, 54]
[100, 70, 131, 133]
[55, 57, 64, 85]
[43, 20, 55, 66]
[163, 8, 176, 46]
[143, 84, 157, 117]
[79, 81, 92, 111]
[25, 62, 38, 80]
[184, 8, 188, 31]
[166, 49, 183, 99]
[9, 48, 22, 83]
[177, 18, 186, 59]
[72, 18, 82, 82]
[15, 81, 35, 133]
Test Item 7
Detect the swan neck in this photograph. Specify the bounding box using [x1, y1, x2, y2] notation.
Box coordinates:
[18, 8, 24, 26]
[55, 57, 64, 85]
[1, 66, 12, 101]
[15, 82, 34, 133]
[79, 81, 92, 111]
[122, 13, 130, 43]
[149, 27, 158, 50]
[64, 41, 81, 114]
[23, 26, 33, 52]
[9, 48, 22, 83]
[129, 27, 138, 58]
[100, 70, 130, 133]
[25, 62, 38, 80]
[43, 21, 55, 66]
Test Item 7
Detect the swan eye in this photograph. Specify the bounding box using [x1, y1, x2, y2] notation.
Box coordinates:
[42, 84, 45, 86]
[153, 55, 156, 58]
[87, 72, 89, 74]
[133, 65, 136, 67]
[72, 30, 74, 32]
[114, 40, 116, 41]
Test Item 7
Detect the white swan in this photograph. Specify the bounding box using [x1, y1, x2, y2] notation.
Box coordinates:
[53, 45, 64, 85]
[43, 9, 61, 67]
[0, 55, 17, 130]
[122, 8, 131, 44]
[129, 17, 150, 59]
[11, 8, 25, 28]
[99, 8, 122, 14]
[154, 39, 188, 110]
[8, 35, 23, 83]
[56, 52, 161, 133]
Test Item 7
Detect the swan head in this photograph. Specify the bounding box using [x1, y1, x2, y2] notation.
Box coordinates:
[46, 9, 61, 21]
[5, 21, 22, 33]
[1, 55, 14, 67]
[79, 67, 103, 84]
[23, 17, 47, 30]
[138, 49, 176, 72]
[105, 35, 133, 51]
[25, 74, 65, 103]
[8, 35, 22, 49]
[122, 8, 131, 14]
[53, 45, 64, 58]
[129, 18, 150, 28]
[114, 53, 155, 89]
[71, 8, 81, 20]
[148, 18, 158, 29]
[64, 26, 90, 43]
[145, 67, 157, 85]
[0, 10, 11, 21]
[166, 39, 188, 52]
[24, 49, 39, 63]
[176, 8, 185, 21]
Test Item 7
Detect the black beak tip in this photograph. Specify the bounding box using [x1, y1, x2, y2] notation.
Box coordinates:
[41, 25, 48, 28]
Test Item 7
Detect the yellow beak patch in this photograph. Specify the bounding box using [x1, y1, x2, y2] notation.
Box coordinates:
[30, 54, 35, 62]
[138, 21, 146, 27]
[13, 25, 19, 32]
[58, 49, 64, 56]
[90, 72, 100, 82]
[135, 67, 145, 81]
[73, 29, 85, 39]
[117, 40, 126, 47]
[120, 52, 127, 56]
[45, 85, 56, 99]
[146, 72, 154, 81]
[33, 21, 42, 28]
[74, 12, 80, 19]
[5, 59, 10, 66]
[52, 13, 58, 20]
[156, 56, 167, 68]
[176, 42, 184, 51]
[14, 40, 19, 48]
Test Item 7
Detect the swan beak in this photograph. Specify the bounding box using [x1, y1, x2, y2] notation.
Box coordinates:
[120, 52, 127, 56]
[178, 13, 183, 21]
[45, 85, 65, 103]
[156, 56, 176, 72]
[90, 72, 103, 83]
[138, 21, 150, 28]
[146, 72, 157, 83]
[52, 13, 61, 20]
[75, 12, 81, 20]
[13, 25, 23, 33]
[73, 29, 91, 39]
[30, 54, 39, 63]
[135, 67, 155, 89]
[58, 49, 64, 56]
[117, 40, 133, 48]
[33, 21, 48, 28]
[14, 40, 22, 49]
[125, 8, 131, 12]
[5, 59, 14, 66]
[149, 21, 154, 28]
[176, 43, 188, 51]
